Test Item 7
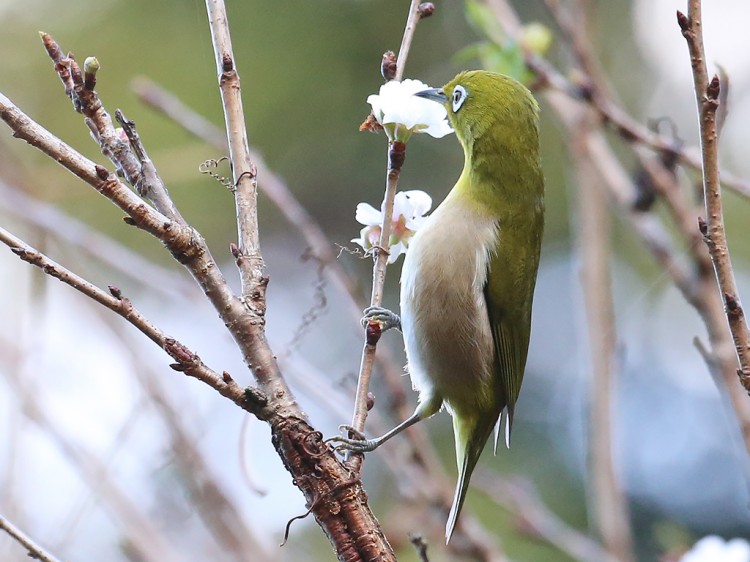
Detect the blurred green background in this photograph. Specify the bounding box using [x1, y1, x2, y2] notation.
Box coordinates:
[1, 1, 750, 561]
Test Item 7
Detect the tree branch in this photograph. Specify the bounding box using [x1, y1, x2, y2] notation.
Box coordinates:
[205, 0, 263, 299]
[483, 0, 750, 200]
[0, 23, 400, 562]
[347, 0, 426, 469]
[678, 2, 750, 394]
[0, 513, 62, 562]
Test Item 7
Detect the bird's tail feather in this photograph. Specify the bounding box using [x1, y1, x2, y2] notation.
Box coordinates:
[445, 415, 496, 543]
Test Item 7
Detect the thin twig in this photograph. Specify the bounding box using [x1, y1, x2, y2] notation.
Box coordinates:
[347, 0, 425, 469]
[39, 33, 186, 223]
[0, 339, 183, 562]
[131, 77, 363, 312]
[544, 6, 635, 558]
[409, 532, 430, 562]
[0, 225, 255, 409]
[204, 0, 263, 299]
[678, 2, 750, 394]
[0, 179, 195, 299]
[132, 63, 503, 561]
[0, 513, 62, 562]
[348, 141, 406, 452]
[573, 112, 635, 562]
[395, 0, 425, 81]
[482, 0, 750, 200]
[201, 4, 398, 558]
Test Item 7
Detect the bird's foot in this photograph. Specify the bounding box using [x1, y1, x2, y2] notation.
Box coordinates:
[361, 306, 402, 332]
[326, 425, 380, 453]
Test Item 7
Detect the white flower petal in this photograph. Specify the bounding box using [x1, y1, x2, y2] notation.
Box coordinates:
[681, 536, 750, 562]
[405, 215, 427, 231]
[402, 190, 432, 216]
[423, 118, 454, 138]
[366, 78, 452, 141]
[388, 241, 407, 263]
[354, 202, 383, 226]
[390, 191, 411, 221]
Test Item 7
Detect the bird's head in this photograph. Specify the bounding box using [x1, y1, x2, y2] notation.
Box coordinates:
[415, 70, 539, 150]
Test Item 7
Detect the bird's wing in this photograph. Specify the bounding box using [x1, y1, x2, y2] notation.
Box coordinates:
[483, 255, 535, 449]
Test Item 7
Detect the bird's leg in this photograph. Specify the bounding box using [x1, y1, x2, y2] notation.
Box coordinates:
[361, 306, 402, 332]
[327, 412, 421, 453]
[327, 395, 442, 454]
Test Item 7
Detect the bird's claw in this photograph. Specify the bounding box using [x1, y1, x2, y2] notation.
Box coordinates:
[325, 424, 378, 453]
[361, 306, 402, 332]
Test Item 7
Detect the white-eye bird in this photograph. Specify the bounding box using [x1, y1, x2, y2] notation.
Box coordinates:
[337, 70, 544, 542]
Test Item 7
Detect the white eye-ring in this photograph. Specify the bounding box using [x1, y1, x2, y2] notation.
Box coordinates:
[452, 85, 467, 112]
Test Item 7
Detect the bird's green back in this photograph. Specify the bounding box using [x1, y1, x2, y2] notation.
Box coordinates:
[445, 71, 544, 432]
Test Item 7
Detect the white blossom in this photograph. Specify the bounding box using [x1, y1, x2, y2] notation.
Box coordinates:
[351, 190, 432, 263]
[680, 536, 750, 562]
[366, 79, 453, 142]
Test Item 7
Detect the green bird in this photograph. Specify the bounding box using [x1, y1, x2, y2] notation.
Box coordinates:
[338, 70, 544, 542]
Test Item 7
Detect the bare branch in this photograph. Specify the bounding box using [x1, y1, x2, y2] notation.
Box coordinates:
[347, 0, 430, 469]
[484, 0, 750, 455]
[572, 111, 635, 562]
[39, 33, 186, 223]
[348, 141, 406, 453]
[482, 1, 750, 200]
[395, 0, 427, 81]
[0, 179, 195, 299]
[199, 3, 399, 558]
[131, 66, 505, 562]
[678, 2, 750, 394]
[0, 513, 62, 562]
[131, 77, 364, 311]
[0, 225, 256, 410]
[204, 0, 262, 298]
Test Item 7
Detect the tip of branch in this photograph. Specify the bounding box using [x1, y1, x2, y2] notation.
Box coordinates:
[83, 56, 100, 90]
[39, 31, 62, 60]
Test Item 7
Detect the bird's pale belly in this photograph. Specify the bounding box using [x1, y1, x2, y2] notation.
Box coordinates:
[399, 196, 500, 414]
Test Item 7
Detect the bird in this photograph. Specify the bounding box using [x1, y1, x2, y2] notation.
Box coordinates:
[334, 70, 544, 542]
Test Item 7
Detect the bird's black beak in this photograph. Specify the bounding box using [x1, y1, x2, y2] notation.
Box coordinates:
[415, 88, 448, 104]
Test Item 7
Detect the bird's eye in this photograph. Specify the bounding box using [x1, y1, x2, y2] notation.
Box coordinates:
[452, 85, 467, 112]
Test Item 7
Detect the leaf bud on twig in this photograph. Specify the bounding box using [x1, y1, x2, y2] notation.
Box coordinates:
[417, 3, 435, 18]
[381, 51, 397, 82]
[83, 56, 99, 90]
